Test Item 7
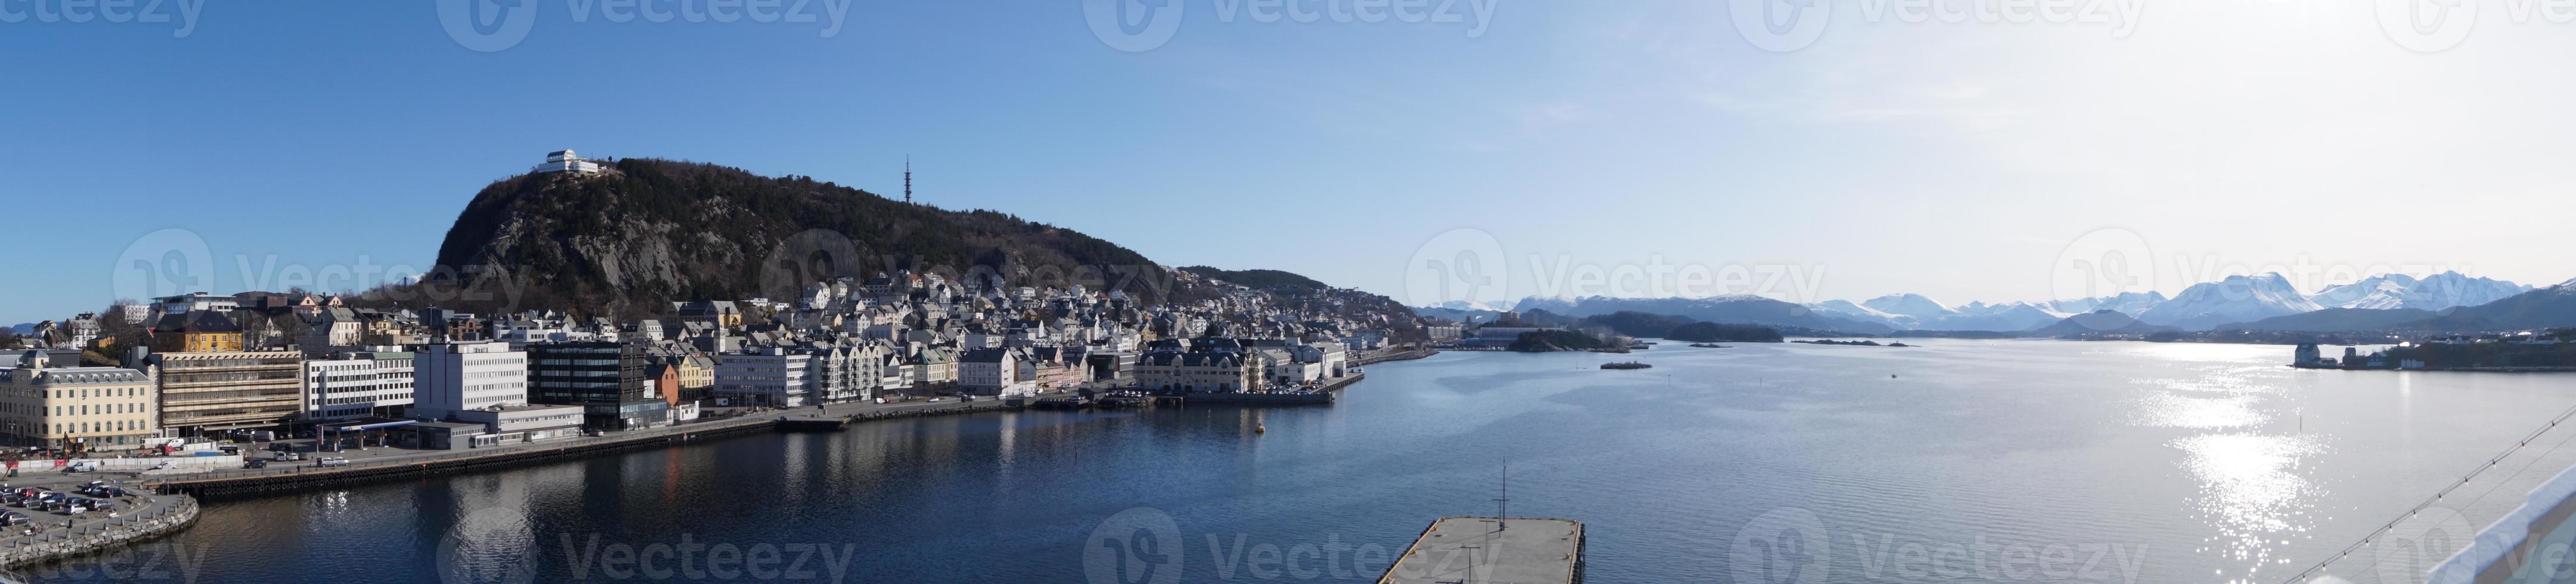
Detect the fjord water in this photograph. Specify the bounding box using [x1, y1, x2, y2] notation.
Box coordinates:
[44, 340, 2576, 584]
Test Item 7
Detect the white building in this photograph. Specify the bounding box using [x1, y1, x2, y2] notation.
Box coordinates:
[537, 149, 604, 174]
[958, 347, 1038, 398]
[301, 351, 416, 420]
[410, 341, 530, 420]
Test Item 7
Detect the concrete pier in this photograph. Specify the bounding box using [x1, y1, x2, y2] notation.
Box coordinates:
[1379, 517, 1583, 584]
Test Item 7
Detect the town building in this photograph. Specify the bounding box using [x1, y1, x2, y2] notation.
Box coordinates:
[0, 351, 158, 452]
[410, 340, 529, 421]
[537, 149, 604, 174]
[301, 351, 416, 421]
[526, 341, 667, 430]
[146, 349, 303, 436]
[958, 347, 1038, 397]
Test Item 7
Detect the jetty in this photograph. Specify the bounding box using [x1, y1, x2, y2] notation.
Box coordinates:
[1378, 517, 1584, 584]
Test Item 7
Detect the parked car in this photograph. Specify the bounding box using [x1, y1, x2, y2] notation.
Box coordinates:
[317, 457, 350, 467]
[243, 459, 267, 469]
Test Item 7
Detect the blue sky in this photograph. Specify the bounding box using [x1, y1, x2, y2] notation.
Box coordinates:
[4, 1, 2572, 324]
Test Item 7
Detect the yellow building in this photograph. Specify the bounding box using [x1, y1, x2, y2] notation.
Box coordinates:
[0, 352, 159, 452]
[151, 311, 245, 353]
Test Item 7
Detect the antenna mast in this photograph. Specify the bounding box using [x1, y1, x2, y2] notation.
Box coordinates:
[903, 156, 913, 205]
[1494, 461, 1511, 532]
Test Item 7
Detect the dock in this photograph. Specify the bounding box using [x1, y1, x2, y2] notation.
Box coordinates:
[1378, 517, 1584, 584]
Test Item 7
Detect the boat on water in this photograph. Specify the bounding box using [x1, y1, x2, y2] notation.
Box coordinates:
[1600, 362, 1652, 370]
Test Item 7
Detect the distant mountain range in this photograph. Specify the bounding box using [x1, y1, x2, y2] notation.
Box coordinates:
[1427, 271, 2566, 334]
[1511, 295, 1895, 334]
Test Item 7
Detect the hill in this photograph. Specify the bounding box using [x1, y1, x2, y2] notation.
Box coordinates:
[1663, 322, 1785, 343]
[1575, 311, 1698, 338]
[2222, 307, 2439, 333]
[423, 159, 1181, 317]
[1177, 267, 1327, 291]
[2426, 280, 2576, 330]
[2032, 310, 2175, 338]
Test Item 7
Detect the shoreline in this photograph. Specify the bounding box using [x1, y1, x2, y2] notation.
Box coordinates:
[0, 491, 200, 571]
[102, 349, 1418, 566]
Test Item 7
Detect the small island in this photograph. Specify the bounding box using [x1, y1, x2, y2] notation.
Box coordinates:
[1795, 339, 1914, 347]
[1600, 361, 1652, 370]
[1688, 343, 1730, 349]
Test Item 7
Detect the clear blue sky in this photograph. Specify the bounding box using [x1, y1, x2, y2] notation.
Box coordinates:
[4, 1, 2570, 324]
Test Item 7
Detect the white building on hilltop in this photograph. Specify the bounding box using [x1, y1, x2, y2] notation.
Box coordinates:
[538, 149, 604, 174]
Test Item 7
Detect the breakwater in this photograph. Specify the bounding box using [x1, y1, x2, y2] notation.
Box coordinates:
[0, 493, 198, 570]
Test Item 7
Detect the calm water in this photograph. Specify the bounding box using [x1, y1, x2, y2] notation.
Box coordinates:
[32, 340, 2576, 584]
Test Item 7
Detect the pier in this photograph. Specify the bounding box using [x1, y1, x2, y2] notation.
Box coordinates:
[1378, 517, 1584, 584]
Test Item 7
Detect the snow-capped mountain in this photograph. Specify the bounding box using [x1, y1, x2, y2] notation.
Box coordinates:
[2045, 291, 2169, 316]
[1510, 295, 1895, 333]
[2309, 274, 2418, 309]
[2134, 272, 2322, 330]
[1858, 293, 1958, 322]
[2306, 271, 2529, 312]
[1805, 297, 2064, 331]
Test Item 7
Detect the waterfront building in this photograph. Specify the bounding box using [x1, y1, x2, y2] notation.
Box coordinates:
[714, 347, 815, 407]
[1133, 352, 1259, 393]
[527, 341, 665, 430]
[958, 347, 1037, 397]
[147, 349, 303, 436]
[0, 351, 158, 452]
[410, 340, 529, 421]
[301, 350, 416, 421]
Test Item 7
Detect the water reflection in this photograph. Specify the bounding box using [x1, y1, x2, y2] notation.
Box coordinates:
[2172, 432, 2325, 583]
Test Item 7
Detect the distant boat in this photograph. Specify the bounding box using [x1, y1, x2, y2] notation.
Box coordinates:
[1600, 362, 1652, 370]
